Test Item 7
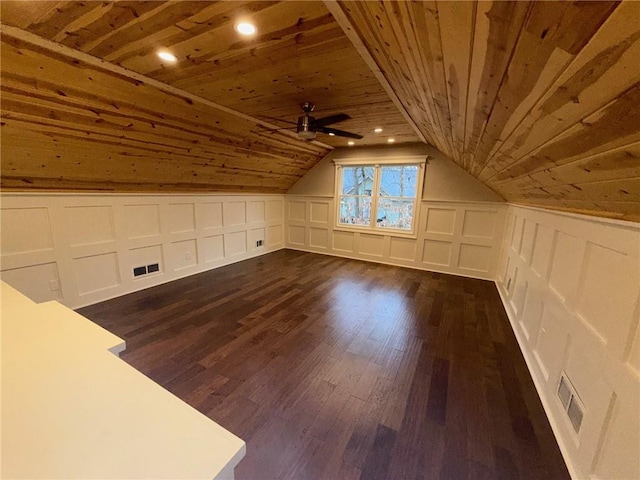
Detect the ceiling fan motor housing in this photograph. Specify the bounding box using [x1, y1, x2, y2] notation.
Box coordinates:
[297, 114, 317, 139]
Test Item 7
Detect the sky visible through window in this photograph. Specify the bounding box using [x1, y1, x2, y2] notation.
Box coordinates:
[339, 165, 419, 231]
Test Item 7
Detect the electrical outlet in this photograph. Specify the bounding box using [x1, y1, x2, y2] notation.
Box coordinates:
[185, 251, 192, 261]
[49, 279, 60, 291]
[256, 240, 264, 247]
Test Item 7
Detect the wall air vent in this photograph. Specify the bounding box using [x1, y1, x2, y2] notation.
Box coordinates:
[557, 375, 572, 409]
[567, 397, 584, 433]
[133, 266, 147, 277]
[557, 372, 585, 434]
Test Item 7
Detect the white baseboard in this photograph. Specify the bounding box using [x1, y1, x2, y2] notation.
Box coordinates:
[285, 245, 495, 281]
[495, 280, 580, 480]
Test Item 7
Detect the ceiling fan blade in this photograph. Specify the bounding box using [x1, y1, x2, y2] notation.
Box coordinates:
[317, 126, 363, 139]
[311, 113, 351, 127]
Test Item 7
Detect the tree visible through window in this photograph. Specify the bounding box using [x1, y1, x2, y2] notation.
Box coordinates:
[339, 166, 374, 226]
[337, 163, 421, 233]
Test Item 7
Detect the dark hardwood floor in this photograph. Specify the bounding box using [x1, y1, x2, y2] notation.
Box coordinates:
[78, 250, 570, 480]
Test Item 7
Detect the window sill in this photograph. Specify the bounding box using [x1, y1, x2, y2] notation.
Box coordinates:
[333, 225, 418, 239]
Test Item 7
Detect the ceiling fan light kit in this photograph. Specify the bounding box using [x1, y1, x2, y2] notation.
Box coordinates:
[295, 102, 363, 141]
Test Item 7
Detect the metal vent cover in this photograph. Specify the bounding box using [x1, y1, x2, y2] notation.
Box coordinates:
[568, 397, 584, 433]
[557, 375, 572, 409]
[557, 372, 585, 434]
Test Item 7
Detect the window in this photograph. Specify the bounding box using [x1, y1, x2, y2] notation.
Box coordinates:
[335, 158, 425, 236]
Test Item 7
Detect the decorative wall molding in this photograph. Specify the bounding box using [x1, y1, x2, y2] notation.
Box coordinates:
[5, 189, 637, 480]
[496, 205, 640, 480]
[0, 193, 285, 309]
[285, 195, 507, 280]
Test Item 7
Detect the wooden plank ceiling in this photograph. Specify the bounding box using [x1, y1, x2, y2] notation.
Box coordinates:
[330, 0, 640, 221]
[1, 1, 639, 220]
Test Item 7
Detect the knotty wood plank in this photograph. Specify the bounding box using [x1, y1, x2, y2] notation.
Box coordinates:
[1, 0, 419, 149]
[463, 1, 532, 170]
[2, 0, 637, 218]
[490, 85, 640, 183]
[438, 1, 475, 164]
[0, 32, 328, 192]
[471, 1, 619, 177]
[482, 1, 637, 182]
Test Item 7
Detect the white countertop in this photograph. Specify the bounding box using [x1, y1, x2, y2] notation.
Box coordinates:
[1, 282, 245, 479]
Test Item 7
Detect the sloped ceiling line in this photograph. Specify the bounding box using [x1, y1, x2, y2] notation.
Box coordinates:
[323, 0, 427, 146]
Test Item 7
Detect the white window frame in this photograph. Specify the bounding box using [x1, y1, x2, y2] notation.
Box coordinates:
[333, 156, 427, 238]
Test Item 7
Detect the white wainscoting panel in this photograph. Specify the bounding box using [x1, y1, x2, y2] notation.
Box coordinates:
[169, 239, 198, 271]
[2, 207, 54, 254]
[496, 205, 640, 480]
[285, 196, 506, 280]
[74, 252, 121, 296]
[198, 202, 223, 229]
[223, 201, 246, 227]
[288, 225, 306, 246]
[0, 193, 285, 308]
[389, 237, 416, 261]
[288, 200, 306, 222]
[267, 224, 283, 246]
[1, 262, 62, 303]
[309, 227, 329, 249]
[125, 204, 161, 239]
[166, 203, 196, 234]
[425, 207, 456, 235]
[202, 234, 224, 263]
[66, 205, 115, 247]
[422, 239, 451, 266]
[247, 201, 265, 224]
[359, 234, 384, 258]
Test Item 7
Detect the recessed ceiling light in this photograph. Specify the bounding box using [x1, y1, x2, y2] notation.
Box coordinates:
[157, 51, 177, 62]
[374, 127, 383, 133]
[348, 141, 355, 146]
[387, 138, 395, 143]
[329, 132, 335, 136]
[235, 22, 256, 35]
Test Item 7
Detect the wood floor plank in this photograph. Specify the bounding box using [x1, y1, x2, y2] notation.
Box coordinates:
[359, 424, 397, 480]
[78, 250, 570, 480]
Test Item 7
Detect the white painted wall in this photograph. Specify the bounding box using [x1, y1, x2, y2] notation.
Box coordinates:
[285, 197, 506, 280]
[3, 169, 637, 479]
[0, 193, 285, 308]
[497, 205, 640, 480]
[288, 143, 504, 202]
[286, 145, 506, 280]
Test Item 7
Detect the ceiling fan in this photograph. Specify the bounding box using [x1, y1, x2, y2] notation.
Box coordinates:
[271, 102, 362, 141]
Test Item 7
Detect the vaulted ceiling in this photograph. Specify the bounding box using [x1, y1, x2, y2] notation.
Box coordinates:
[1, 1, 639, 220]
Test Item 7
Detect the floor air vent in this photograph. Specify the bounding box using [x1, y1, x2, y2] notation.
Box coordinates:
[557, 373, 584, 434]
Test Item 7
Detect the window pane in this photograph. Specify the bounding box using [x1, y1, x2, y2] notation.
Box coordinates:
[341, 166, 375, 196]
[376, 198, 414, 230]
[339, 196, 371, 226]
[379, 165, 419, 198]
